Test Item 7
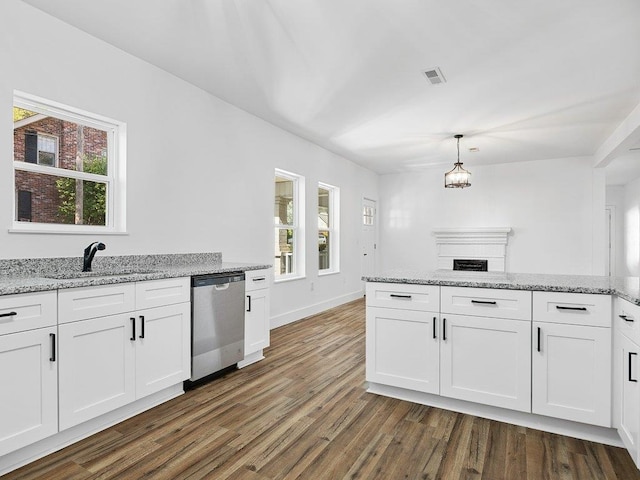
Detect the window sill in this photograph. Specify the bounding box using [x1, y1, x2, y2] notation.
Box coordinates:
[274, 275, 306, 284]
[318, 269, 340, 277]
[9, 227, 128, 235]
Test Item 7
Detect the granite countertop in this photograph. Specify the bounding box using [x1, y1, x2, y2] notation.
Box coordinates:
[363, 270, 640, 306]
[0, 253, 271, 296]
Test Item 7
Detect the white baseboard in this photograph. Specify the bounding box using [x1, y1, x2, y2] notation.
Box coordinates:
[270, 290, 364, 329]
[0, 384, 184, 477]
[367, 382, 623, 447]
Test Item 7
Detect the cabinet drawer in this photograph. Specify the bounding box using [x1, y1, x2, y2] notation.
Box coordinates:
[441, 286, 531, 320]
[58, 283, 136, 324]
[533, 292, 611, 327]
[366, 283, 439, 312]
[245, 269, 269, 292]
[614, 296, 640, 343]
[135, 277, 190, 310]
[0, 291, 57, 335]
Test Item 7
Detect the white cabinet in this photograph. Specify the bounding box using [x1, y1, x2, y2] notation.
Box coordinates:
[0, 325, 58, 456]
[366, 283, 440, 394]
[532, 292, 611, 427]
[366, 306, 439, 393]
[439, 313, 532, 412]
[440, 287, 532, 413]
[58, 278, 191, 430]
[240, 269, 270, 367]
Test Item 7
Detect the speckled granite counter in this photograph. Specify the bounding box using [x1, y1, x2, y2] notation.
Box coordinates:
[0, 253, 271, 296]
[363, 270, 640, 306]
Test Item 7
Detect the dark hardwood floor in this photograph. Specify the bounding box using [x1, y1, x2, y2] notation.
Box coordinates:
[5, 297, 639, 479]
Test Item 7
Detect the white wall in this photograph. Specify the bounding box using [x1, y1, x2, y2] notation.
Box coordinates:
[0, 1, 377, 324]
[606, 185, 626, 276]
[622, 178, 640, 276]
[378, 157, 606, 275]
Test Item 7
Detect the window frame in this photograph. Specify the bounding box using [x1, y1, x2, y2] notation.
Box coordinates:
[318, 182, 340, 275]
[274, 168, 305, 282]
[36, 133, 58, 167]
[11, 91, 127, 234]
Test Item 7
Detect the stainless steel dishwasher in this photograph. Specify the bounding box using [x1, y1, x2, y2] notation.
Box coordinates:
[189, 272, 245, 383]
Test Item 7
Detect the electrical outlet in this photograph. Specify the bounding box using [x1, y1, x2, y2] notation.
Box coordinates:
[310, 281, 314, 291]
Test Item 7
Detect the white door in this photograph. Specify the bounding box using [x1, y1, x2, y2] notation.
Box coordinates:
[366, 307, 440, 394]
[136, 303, 191, 398]
[58, 314, 135, 430]
[440, 314, 532, 412]
[0, 326, 58, 456]
[362, 198, 377, 288]
[532, 322, 611, 427]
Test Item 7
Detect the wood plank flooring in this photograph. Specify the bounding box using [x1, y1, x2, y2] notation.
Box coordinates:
[5, 297, 640, 480]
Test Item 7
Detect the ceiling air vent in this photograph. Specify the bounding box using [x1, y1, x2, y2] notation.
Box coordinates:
[423, 67, 446, 85]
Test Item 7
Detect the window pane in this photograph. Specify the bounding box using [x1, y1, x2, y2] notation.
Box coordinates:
[318, 187, 330, 229]
[363, 205, 374, 225]
[275, 228, 294, 275]
[15, 170, 107, 226]
[13, 107, 109, 176]
[319, 230, 330, 270]
[275, 176, 294, 225]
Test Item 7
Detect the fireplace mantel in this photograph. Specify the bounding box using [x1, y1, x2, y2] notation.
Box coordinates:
[432, 227, 512, 272]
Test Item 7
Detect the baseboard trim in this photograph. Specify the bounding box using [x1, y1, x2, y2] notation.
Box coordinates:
[0, 384, 184, 476]
[367, 382, 623, 448]
[270, 290, 363, 329]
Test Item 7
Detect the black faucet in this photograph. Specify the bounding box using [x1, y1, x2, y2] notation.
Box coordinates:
[83, 242, 106, 272]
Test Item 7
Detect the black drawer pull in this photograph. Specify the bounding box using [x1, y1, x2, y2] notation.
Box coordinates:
[442, 318, 447, 341]
[139, 315, 145, 339]
[390, 294, 412, 300]
[433, 317, 436, 339]
[247, 295, 252, 312]
[630, 352, 638, 383]
[620, 314, 634, 322]
[253, 277, 266, 282]
[0, 311, 17, 318]
[556, 306, 587, 311]
[537, 327, 541, 352]
[49, 333, 56, 362]
[471, 300, 497, 305]
[130, 317, 136, 341]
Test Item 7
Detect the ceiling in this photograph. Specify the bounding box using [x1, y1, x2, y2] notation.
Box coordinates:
[21, 0, 640, 180]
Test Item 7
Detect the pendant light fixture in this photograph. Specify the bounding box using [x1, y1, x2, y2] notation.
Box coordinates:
[444, 134, 471, 188]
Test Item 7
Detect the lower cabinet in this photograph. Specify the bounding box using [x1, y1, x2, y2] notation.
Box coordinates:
[0, 326, 58, 456]
[440, 314, 531, 412]
[532, 322, 611, 427]
[59, 303, 190, 430]
[366, 306, 439, 394]
[616, 330, 640, 464]
[244, 287, 270, 356]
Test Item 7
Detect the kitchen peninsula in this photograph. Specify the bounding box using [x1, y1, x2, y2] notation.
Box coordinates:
[363, 270, 640, 469]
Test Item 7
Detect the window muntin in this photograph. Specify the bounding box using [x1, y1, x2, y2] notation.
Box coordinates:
[12, 92, 125, 233]
[274, 170, 305, 280]
[318, 183, 339, 273]
[363, 204, 375, 225]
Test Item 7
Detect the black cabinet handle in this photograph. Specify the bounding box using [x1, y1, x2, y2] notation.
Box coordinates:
[471, 300, 497, 305]
[537, 327, 541, 352]
[130, 317, 136, 341]
[139, 315, 145, 339]
[49, 333, 56, 362]
[556, 306, 587, 311]
[620, 314, 634, 322]
[390, 294, 412, 299]
[253, 277, 266, 282]
[247, 295, 252, 312]
[442, 318, 447, 341]
[630, 352, 638, 383]
[433, 317, 436, 339]
[0, 311, 17, 318]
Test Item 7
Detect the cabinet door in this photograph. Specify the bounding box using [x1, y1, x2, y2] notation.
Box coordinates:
[440, 314, 531, 412]
[532, 323, 611, 427]
[616, 331, 640, 466]
[366, 307, 439, 394]
[0, 327, 58, 456]
[245, 288, 270, 355]
[136, 303, 190, 398]
[58, 314, 135, 430]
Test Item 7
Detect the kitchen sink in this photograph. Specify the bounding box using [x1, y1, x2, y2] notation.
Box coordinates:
[43, 270, 156, 280]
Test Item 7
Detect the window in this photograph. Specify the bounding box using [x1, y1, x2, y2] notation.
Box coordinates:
[363, 203, 375, 225]
[318, 182, 339, 273]
[274, 169, 305, 280]
[12, 91, 126, 233]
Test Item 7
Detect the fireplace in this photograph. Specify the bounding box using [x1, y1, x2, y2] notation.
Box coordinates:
[432, 227, 512, 272]
[453, 259, 488, 272]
